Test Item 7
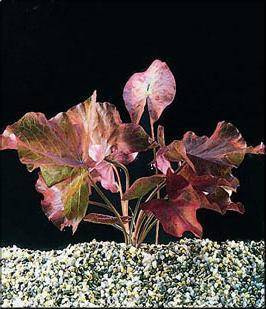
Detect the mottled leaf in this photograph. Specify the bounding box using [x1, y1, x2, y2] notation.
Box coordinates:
[93, 161, 118, 193]
[40, 166, 75, 187]
[168, 122, 265, 171]
[123, 174, 165, 200]
[123, 60, 176, 124]
[1, 112, 81, 171]
[157, 122, 265, 179]
[35, 169, 90, 233]
[0, 92, 153, 189]
[166, 169, 189, 200]
[110, 123, 156, 163]
[0, 91, 155, 233]
[205, 187, 244, 215]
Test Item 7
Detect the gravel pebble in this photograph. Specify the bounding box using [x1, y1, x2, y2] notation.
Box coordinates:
[1, 239, 264, 308]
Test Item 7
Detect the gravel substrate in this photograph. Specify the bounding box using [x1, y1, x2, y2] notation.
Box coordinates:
[0, 239, 264, 308]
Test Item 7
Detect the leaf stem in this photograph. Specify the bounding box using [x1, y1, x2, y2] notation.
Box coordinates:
[132, 180, 166, 245]
[149, 116, 160, 245]
[129, 196, 142, 242]
[87, 172, 129, 244]
[112, 163, 130, 235]
[137, 218, 157, 247]
[88, 200, 112, 211]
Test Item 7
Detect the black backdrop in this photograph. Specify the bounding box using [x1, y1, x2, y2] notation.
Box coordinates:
[1, 1, 264, 250]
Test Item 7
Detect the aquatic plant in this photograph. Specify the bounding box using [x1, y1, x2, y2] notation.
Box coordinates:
[1, 60, 264, 246]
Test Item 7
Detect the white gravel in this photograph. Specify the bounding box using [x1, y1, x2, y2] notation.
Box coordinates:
[1, 238, 264, 308]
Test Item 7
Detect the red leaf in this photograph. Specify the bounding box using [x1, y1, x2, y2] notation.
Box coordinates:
[0, 92, 153, 191]
[141, 170, 203, 238]
[142, 185, 203, 238]
[205, 187, 244, 215]
[166, 169, 189, 200]
[83, 213, 130, 225]
[178, 165, 244, 215]
[0, 129, 17, 150]
[123, 60, 176, 124]
[156, 122, 265, 188]
[167, 122, 265, 172]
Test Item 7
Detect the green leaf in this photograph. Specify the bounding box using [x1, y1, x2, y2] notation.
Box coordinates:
[123, 174, 165, 201]
[36, 168, 90, 233]
[40, 166, 74, 187]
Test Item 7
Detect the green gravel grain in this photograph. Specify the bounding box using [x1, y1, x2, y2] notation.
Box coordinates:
[0, 239, 264, 308]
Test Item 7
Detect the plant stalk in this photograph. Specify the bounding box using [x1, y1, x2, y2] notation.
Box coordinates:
[149, 116, 160, 245]
[87, 172, 129, 244]
[112, 164, 130, 235]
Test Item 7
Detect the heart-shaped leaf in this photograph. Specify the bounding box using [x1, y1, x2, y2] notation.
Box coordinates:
[123, 59, 176, 124]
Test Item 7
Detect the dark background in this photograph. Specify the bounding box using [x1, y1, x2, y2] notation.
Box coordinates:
[1, 1, 264, 250]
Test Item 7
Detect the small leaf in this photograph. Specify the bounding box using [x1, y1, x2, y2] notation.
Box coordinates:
[114, 123, 156, 155]
[83, 213, 130, 225]
[93, 161, 118, 193]
[203, 187, 245, 215]
[155, 147, 173, 175]
[0, 128, 17, 150]
[123, 59, 176, 124]
[123, 174, 165, 200]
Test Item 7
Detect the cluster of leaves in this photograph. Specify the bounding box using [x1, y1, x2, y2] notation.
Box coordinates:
[0, 60, 264, 245]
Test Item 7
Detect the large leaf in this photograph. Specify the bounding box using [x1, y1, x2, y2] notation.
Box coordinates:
[141, 170, 203, 238]
[166, 122, 265, 173]
[35, 169, 90, 233]
[123, 174, 165, 200]
[83, 213, 130, 225]
[178, 165, 244, 215]
[40, 166, 75, 187]
[142, 183, 203, 238]
[156, 122, 265, 179]
[141, 167, 248, 239]
[1, 92, 153, 180]
[1, 91, 154, 233]
[123, 59, 176, 124]
[1, 112, 81, 171]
